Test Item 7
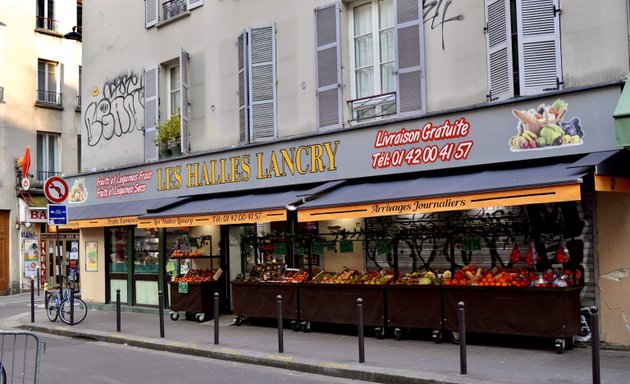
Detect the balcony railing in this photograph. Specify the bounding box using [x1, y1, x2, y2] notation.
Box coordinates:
[348, 92, 397, 122]
[35, 16, 59, 32]
[37, 170, 61, 183]
[36, 90, 62, 106]
[162, 0, 187, 21]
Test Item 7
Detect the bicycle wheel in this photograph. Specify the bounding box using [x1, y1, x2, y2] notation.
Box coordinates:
[46, 296, 59, 322]
[59, 298, 88, 325]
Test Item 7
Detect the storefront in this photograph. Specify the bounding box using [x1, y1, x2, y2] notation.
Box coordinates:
[65, 83, 630, 346]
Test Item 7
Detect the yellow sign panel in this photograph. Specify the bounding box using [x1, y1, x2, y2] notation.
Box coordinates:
[137, 209, 286, 228]
[298, 184, 581, 222]
[58, 216, 139, 230]
[594, 175, 630, 193]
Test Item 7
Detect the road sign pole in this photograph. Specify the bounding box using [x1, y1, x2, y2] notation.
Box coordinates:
[56, 225, 61, 286]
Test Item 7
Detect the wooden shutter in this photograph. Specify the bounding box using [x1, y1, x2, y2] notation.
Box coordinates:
[485, 0, 514, 101]
[248, 25, 276, 142]
[238, 31, 249, 144]
[180, 48, 190, 154]
[315, 2, 342, 130]
[145, 0, 158, 28]
[517, 0, 562, 95]
[395, 0, 425, 114]
[144, 66, 159, 162]
[187, 0, 203, 10]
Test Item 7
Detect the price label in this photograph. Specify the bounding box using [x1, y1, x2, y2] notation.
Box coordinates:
[178, 282, 188, 294]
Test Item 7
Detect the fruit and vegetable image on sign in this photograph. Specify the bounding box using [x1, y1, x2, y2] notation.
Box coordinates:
[508, 99, 584, 151]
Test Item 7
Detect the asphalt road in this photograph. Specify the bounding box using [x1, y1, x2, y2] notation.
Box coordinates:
[1, 296, 372, 384]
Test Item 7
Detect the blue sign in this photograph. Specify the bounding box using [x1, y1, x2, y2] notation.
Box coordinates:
[47, 204, 68, 225]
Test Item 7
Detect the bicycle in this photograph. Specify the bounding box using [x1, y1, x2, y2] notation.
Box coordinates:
[45, 276, 87, 325]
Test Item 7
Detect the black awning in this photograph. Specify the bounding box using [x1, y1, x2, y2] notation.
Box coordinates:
[297, 162, 588, 222]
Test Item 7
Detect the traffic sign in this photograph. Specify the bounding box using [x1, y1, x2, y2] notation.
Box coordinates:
[47, 204, 68, 225]
[44, 176, 69, 203]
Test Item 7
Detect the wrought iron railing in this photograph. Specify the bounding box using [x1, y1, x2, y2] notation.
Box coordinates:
[348, 92, 397, 122]
[35, 16, 58, 32]
[36, 90, 62, 106]
[162, 0, 187, 21]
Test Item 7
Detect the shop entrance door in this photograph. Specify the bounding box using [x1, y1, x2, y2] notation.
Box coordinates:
[40, 233, 80, 288]
[0, 211, 9, 294]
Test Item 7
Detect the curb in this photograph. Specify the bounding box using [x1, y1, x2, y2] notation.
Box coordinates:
[17, 323, 495, 384]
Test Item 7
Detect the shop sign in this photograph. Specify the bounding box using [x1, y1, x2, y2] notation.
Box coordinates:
[65, 86, 619, 206]
[28, 208, 48, 223]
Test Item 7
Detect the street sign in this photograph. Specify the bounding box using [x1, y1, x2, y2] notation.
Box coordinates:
[44, 176, 69, 203]
[47, 204, 68, 225]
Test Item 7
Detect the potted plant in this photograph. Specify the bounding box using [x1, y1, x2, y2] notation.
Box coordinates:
[153, 114, 181, 157]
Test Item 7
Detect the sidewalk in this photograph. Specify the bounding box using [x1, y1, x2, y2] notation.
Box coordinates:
[5, 295, 630, 384]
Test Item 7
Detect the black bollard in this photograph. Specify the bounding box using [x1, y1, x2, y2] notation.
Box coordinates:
[277, 295, 284, 353]
[68, 286, 74, 325]
[214, 292, 219, 345]
[30, 279, 35, 323]
[590, 306, 600, 384]
[116, 289, 121, 332]
[37, 269, 40, 296]
[158, 291, 165, 338]
[357, 298, 365, 363]
[458, 301, 467, 375]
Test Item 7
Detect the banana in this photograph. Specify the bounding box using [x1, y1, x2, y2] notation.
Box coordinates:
[522, 130, 538, 140]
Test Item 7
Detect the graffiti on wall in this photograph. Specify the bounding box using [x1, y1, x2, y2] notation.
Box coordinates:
[84, 73, 144, 147]
[423, 0, 465, 50]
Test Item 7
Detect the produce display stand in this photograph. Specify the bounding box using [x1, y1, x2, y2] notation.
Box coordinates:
[386, 285, 443, 340]
[168, 280, 216, 322]
[298, 283, 386, 336]
[231, 281, 299, 326]
[441, 286, 581, 352]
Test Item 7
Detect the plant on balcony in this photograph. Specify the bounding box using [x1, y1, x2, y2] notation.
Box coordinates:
[153, 114, 181, 157]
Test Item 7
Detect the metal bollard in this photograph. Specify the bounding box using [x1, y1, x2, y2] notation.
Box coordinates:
[70, 288, 75, 325]
[458, 301, 467, 375]
[214, 292, 220, 345]
[590, 306, 600, 384]
[357, 298, 365, 363]
[116, 289, 121, 332]
[277, 295, 284, 353]
[158, 291, 165, 338]
[37, 269, 40, 296]
[30, 279, 35, 323]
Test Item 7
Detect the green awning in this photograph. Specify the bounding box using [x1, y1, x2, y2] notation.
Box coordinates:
[28, 195, 49, 208]
[613, 75, 630, 146]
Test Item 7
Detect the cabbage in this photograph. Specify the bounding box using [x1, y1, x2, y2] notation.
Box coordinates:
[552, 99, 568, 110]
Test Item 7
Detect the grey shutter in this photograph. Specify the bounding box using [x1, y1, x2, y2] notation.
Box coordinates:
[180, 48, 190, 154]
[144, 66, 159, 162]
[238, 31, 249, 144]
[485, 0, 513, 101]
[395, 0, 425, 114]
[187, 0, 203, 10]
[145, 0, 158, 28]
[315, 2, 342, 130]
[248, 24, 276, 142]
[517, 0, 562, 95]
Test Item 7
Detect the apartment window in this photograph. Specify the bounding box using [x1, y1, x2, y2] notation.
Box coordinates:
[485, 0, 562, 101]
[315, 0, 424, 129]
[144, 49, 190, 161]
[36, 132, 60, 182]
[350, 0, 396, 120]
[36, 0, 57, 32]
[168, 64, 181, 117]
[37, 59, 61, 105]
[77, 66, 82, 109]
[238, 25, 277, 144]
[145, 0, 203, 27]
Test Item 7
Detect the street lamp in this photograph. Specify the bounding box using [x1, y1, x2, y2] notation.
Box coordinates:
[63, 26, 81, 41]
